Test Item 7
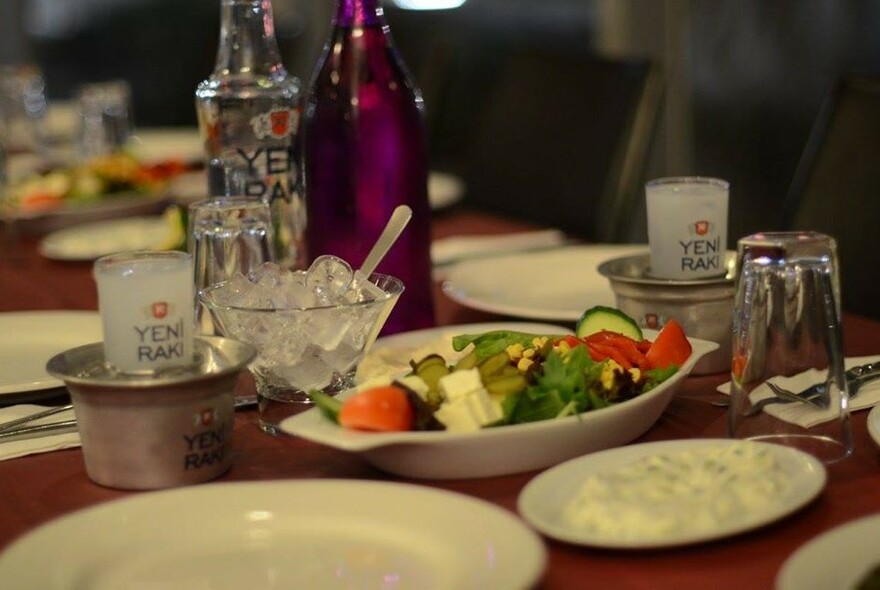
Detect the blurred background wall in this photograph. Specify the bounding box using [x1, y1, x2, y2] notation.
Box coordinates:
[2, 0, 880, 243]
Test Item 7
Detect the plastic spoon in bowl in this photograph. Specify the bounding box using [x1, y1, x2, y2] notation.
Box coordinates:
[358, 205, 413, 278]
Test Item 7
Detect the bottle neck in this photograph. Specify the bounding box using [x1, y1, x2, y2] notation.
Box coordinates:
[334, 0, 384, 27]
[214, 0, 286, 77]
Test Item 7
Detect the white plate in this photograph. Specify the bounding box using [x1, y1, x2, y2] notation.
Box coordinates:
[777, 513, 880, 590]
[428, 171, 465, 210]
[441, 244, 649, 321]
[357, 321, 569, 384]
[129, 127, 204, 164]
[39, 215, 177, 261]
[0, 480, 546, 590]
[281, 325, 718, 479]
[0, 311, 102, 395]
[518, 439, 826, 549]
[868, 403, 880, 448]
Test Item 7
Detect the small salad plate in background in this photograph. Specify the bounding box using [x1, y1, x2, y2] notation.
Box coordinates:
[280, 326, 718, 479]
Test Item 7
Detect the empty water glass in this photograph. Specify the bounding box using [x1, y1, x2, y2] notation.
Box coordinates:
[76, 80, 133, 158]
[0, 64, 48, 154]
[188, 197, 276, 331]
[728, 231, 852, 463]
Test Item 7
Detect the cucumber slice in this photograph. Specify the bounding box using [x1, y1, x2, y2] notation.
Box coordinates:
[576, 305, 643, 340]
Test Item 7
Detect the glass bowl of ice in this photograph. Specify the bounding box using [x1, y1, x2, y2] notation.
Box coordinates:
[199, 256, 404, 435]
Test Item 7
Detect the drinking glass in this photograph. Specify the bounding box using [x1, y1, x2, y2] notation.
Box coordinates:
[645, 177, 729, 280]
[0, 64, 48, 154]
[188, 197, 275, 331]
[728, 231, 852, 463]
[93, 250, 195, 373]
[76, 80, 133, 158]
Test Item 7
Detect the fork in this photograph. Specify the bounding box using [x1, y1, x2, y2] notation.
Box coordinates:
[746, 371, 880, 416]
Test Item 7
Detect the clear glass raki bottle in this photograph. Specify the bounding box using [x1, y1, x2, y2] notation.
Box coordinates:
[196, 0, 305, 269]
[303, 0, 435, 334]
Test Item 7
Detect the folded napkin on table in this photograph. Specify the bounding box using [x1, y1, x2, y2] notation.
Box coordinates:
[717, 355, 880, 428]
[431, 229, 568, 268]
[0, 404, 80, 461]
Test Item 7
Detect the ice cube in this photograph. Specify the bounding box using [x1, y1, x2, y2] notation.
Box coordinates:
[306, 307, 353, 351]
[323, 342, 363, 375]
[276, 349, 334, 391]
[248, 262, 285, 286]
[306, 255, 354, 305]
[346, 271, 388, 303]
[212, 273, 253, 306]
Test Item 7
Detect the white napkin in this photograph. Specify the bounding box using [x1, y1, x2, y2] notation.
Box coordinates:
[0, 404, 80, 461]
[431, 229, 568, 268]
[717, 356, 880, 428]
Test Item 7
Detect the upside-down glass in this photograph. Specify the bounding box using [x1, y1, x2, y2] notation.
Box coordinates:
[188, 197, 275, 332]
[0, 64, 48, 154]
[199, 273, 403, 435]
[76, 80, 133, 158]
[728, 232, 852, 463]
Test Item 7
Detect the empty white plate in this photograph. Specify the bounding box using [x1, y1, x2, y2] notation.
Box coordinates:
[0, 480, 547, 590]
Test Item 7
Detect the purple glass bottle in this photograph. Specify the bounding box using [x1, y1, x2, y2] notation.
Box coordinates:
[304, 0, 435, 334]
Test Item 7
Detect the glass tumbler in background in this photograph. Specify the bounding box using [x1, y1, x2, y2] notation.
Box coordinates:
[188, 197, 276, 332]
[0, 64, 48, 154]
[76, 80, 134, 159]
[728, 231, 852, 463]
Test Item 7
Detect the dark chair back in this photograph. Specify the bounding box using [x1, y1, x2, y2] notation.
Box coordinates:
[781, 74, 880, 319]
[459, 50, 663, 243]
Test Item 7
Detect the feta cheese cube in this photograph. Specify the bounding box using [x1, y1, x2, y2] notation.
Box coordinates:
[463, 388, 504, 425]
[438, 368, 483, 402]
[434, 401, 483, 432]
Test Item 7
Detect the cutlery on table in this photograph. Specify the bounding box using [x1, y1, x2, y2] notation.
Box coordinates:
[0, 396, 259, 444]
[713, 360, 880, 414]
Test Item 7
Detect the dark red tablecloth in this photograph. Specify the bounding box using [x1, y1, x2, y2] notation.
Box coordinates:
[2, 209, 880, 589]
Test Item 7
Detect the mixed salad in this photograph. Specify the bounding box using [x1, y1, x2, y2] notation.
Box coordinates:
[10, 152, 188, 214]
[312, 307, 692, 433]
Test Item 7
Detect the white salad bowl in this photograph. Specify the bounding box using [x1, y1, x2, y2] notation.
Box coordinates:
[279, 330, 719, 480]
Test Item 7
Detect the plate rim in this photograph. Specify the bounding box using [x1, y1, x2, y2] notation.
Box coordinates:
[441, 244, 649, 321]
[0, 310, 102, 395]
[516, 438, 827, 549]
[868, 403, 880, 448]
[0, 479, 548, 589]
[776, 512, 880, 590]
[38, 215, 170, 261]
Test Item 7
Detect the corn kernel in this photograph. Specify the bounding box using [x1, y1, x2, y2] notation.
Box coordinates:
[506, 343, 525, 360]
[523, 348, 536, 359]
[517, 357, 535, 372]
